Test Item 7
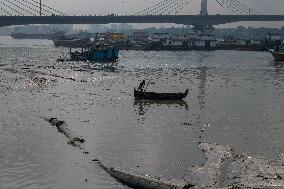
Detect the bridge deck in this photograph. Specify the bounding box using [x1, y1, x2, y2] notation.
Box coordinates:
[1, 15, 284, 27]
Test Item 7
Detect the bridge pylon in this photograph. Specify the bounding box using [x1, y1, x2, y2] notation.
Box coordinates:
[191, 0, 216, 48]
[200, 0, 208, 16]
[195, 0, 213, 30]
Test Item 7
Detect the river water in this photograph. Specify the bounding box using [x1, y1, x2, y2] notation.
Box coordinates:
[0, 36, 283, 189]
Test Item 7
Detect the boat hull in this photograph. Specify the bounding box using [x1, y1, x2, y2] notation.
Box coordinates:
[70, 47, 119, 62]
[88, 48, 119, 62]
[134, 88, 188, 100]
[271, 51, 284, 61]
[54, 38, 90, 48]
[11, 32, 55, 40]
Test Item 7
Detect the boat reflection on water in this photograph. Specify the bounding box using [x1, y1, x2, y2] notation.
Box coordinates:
[134, 99, 188, 115]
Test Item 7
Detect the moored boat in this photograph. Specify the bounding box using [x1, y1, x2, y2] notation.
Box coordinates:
[270, 44, 284, 61]
[69, 43, 119, 62]
[11, 32, 56, 40]
[53, 38, 90, 48]
[134, 88, 188, 100]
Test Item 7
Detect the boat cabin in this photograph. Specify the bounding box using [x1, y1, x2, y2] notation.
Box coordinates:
[69, 43, 119, 62]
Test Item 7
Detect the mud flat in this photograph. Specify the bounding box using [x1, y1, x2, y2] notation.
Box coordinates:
[190, 143, 284, 188]
[97, 142, 284, 189]
[46, 118, 284, 189]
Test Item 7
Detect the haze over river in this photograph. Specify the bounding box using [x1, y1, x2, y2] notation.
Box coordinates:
[0, 36, 283, 188]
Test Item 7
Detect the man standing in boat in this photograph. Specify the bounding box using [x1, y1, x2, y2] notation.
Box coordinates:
[138, 80, 146, 91]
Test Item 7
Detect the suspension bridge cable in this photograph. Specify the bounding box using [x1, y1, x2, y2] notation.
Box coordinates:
[164, 0, 185, 15]
[164, 1, 186, 15]
[174, 0, 191, 14]
[226, 0, 251, 15]
[216, 0, 260, 15]
[0, 6, 12, 16]
[234, 0, 260, 15]
[12, 0, 47, 16]
[146, 0, 182, 15]
[224, 0, 246, 14]
[215, 0, 232, 14]
[216, 0, 242, 15]
[135, 0, 174, 15]
[163, 0, 191, 15]
[166, 0, 190, 15]
[4, 0, 36, 16]
[0, 1, 24, 15]
[19, 0, 59, 16]
[29, 0, 67, 15]
[143, 0, 176, 15]
[147, 0, 179, 15]
[134, 0, 170, 15]
[215, 0, 224, 8]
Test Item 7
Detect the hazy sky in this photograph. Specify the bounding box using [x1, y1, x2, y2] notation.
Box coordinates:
[44, 0, 284, 28]
[1, 0, 284, 28]
[42, 0, 284, 15]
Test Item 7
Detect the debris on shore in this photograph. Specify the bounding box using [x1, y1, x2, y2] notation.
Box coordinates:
[95, 159, 194, 189]
[43, 118, 284, 189]
[188, 143, 284, 188]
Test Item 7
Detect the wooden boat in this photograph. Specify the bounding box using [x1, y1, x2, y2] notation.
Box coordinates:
[53, 38, 90, 48]
[69, 43, 119, 62]
[11, 32, 56, 40]
[134, 88, 188, 100]
[270, 44, 284, 61]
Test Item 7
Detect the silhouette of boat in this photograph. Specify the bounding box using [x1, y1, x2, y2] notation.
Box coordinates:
[270, 44, 284, 61]
[11, 32, 56, 40]
[53, 38, 90, 48]
[69, 44, 119, 62]
[134, 88, 188, 100]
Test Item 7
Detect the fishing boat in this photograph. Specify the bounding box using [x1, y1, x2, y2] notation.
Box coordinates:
[134, 88, 188, 100]
[69, 43, 119, 62]
[270, 44, 284, 61]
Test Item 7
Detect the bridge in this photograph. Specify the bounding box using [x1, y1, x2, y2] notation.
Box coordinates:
[1, 15, 284, 27]
[0, 0, 284, 27]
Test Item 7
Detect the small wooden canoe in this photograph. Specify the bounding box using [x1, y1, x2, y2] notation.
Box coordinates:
[134, 88, 188, 100]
